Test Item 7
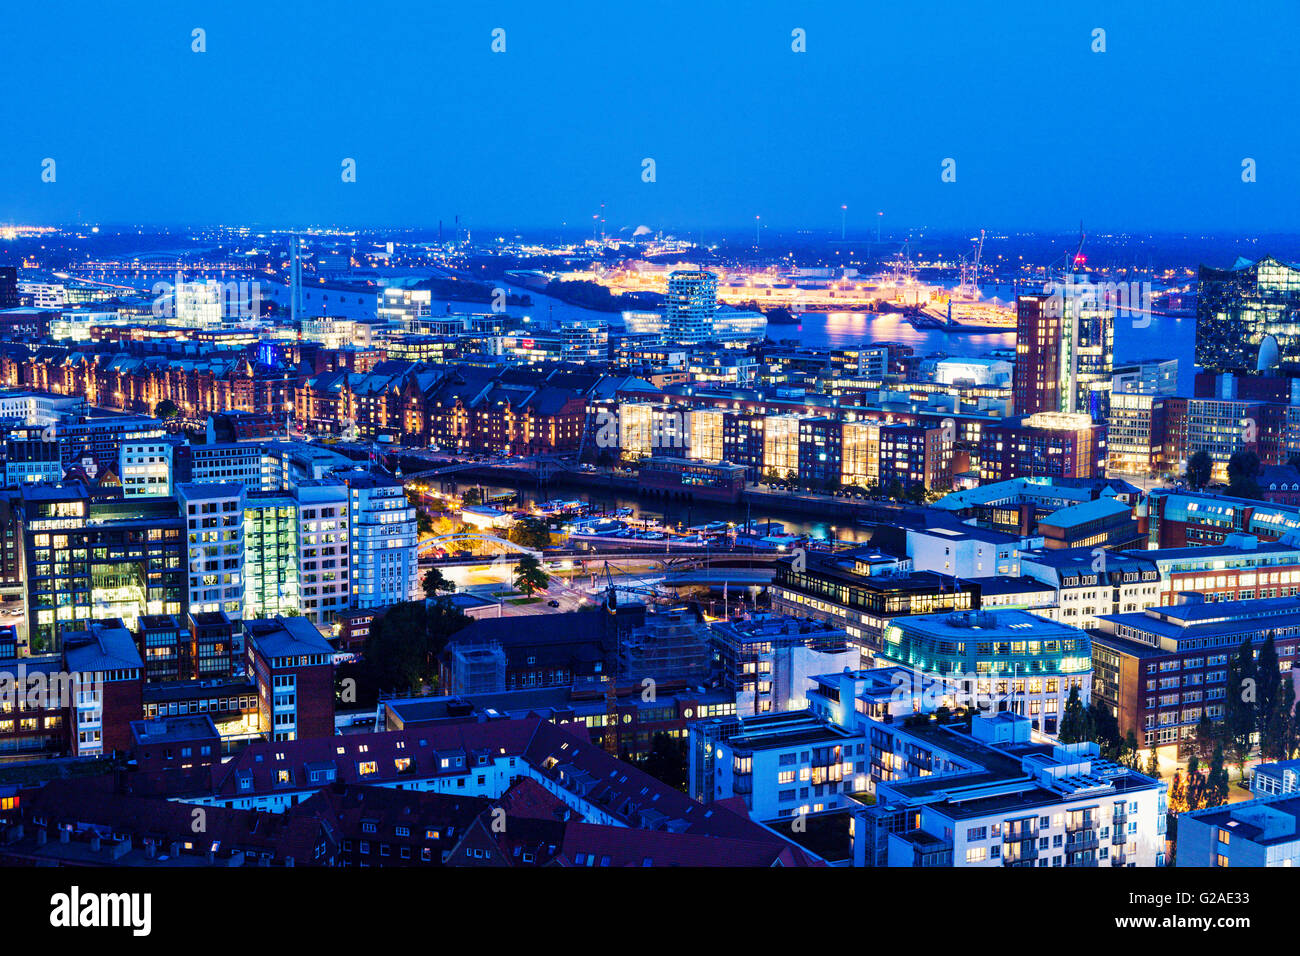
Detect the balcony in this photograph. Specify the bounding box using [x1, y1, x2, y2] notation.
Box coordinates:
[1065, 833, 1099, 853]
[1002, 839, 1038, 865]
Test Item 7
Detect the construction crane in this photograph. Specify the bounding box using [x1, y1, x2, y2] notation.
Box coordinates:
[956, 229, 985, 300]
[601, 560, 669, 609]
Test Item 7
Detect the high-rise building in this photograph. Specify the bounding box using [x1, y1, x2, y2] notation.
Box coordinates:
[243, 491, 301, 620]
[341, 471, 418, 608]
[1013, 284, 1114, 421]
[1196, 255, 1300, 373]
[295, 480, 350, 625]
[663, 270, 718, 344]
[177, 482, 246, 625]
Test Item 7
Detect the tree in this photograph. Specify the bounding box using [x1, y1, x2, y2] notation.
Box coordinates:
[1225, 637, 1257, 773]
[422, 567, 453, 599]
[762, 468, 782, 485]
[362, 599, 471, 695]
[1058, 686, 1092, 744]
[632, 732, 688, 792]
[1263, 675, 1296, 761]
[512, 555, 549, 597]
[154, 398, 180, 419]
[1194, 711, 1218, 760]
[1119, 730, 1141, 770]
[1184, 755, 1205, 812]
[461, 487, 483, 506]
[1168, 771, 1186, 814]
[507, 517, 551, 551]
[416, 511, 434, 535]
[1205, 744, 1230, 808]
[1144, 747, 1161, 780]
[1226, 449, 1263, 500]
[1090, 701, 1121, 758]
[1255, 635, 1281, 743]
[1184, 450, 1212, 491]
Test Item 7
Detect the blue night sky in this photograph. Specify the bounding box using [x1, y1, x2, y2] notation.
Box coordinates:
[1, 0, 1294, 233]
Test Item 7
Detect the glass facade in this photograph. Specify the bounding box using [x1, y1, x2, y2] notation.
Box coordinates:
[1196, 256, 1300, 373]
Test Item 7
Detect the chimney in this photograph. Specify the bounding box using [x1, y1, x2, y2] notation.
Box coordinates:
[36, 828, 46, 846]
[89, 834, 101, 852]
[59, 828, 69, 844]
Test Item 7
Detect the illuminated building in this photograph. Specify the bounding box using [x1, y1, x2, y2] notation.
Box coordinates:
[797, 417, 842, 485]
[1112, 358, 1178, 396]
[879, 422, 952, 492]
[1013, 287, 1114, 421]
[762, 414, 800, 477]
[342, 471, 419, 609]
[686, 408, 724, 464]
[840, 420, 879, 488]
[4, 425, 62, 486]
[559, 319, 609, 362]
[1196, 255, 1300, 373]
[978, 412, 1106, 482]
[19, 482, 185, 652]
[636, 457, 746, 503]
[1179, 795, 1300, 867]
[809, 670, 1167, 867]
[118, 439, 173, 497]
[1092, 594, 1300, 753]
[878, 610, 1092, 736]
[1106, 392, 1166, 477]
[1017, 547, 1160, 630]
[617, 402, 655, 461]
[688, 710, 865, 820]
[244, 615, 335, 742]
[295, 480, 350, 625]
[906, 520, 1040, 579]
[772, 548, 976, 658]
[243, 491, 301, 620]
[177, 482, 246, 626]
[708, 614, 855, 716]
[137, 613, 189, 682]
[663, 270, 718, 344]
[61, 620, 145, 757]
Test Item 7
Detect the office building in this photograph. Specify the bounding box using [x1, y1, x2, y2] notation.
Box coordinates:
[1013, 286, 1115, 421]
[1196, 255, 1300, 373]
[177, 482, 246, 625]
[876, 610, 1092, 735]
[1092, 593, 1300, 754]
[119, 439, 173, 497]
[20, 483, 186, 652]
